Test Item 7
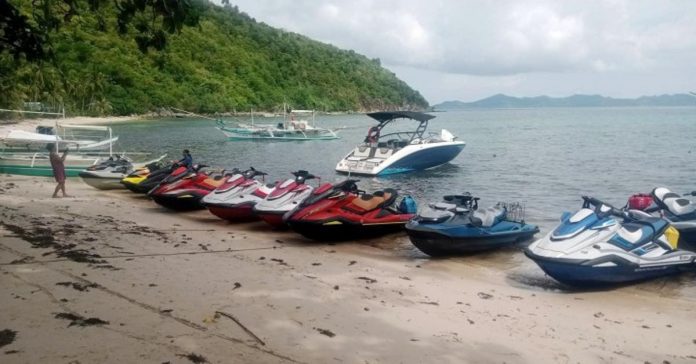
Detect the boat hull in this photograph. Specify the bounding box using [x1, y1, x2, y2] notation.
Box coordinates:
[336, 142, 465, 176]
[80, 175, 126, 190]
[406, 227, 539, 256]
[151, 193, 206, 211]
[207, 203, 259, 222]
[524, 249, 693, 287]
[287, 220, 407, 241]
[256, 212, 288, 229]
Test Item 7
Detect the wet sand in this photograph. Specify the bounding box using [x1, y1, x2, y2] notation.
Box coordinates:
[1, 175, 695, 363]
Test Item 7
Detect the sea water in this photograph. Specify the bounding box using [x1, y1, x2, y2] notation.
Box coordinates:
[112, 107, 696, 295]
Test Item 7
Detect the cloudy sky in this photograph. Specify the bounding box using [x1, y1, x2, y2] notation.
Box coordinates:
[228, 0, 696, 104]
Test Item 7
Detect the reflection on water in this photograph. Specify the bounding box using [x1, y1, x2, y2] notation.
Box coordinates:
[111, 107, 696, 298]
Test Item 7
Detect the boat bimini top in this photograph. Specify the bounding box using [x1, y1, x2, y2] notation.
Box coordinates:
[335, 111, 465, 176]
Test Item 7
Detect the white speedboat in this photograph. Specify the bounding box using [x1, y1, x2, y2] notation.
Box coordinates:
[335, 111, 465, 176]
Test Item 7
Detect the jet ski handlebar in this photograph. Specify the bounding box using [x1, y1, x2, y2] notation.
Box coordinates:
[581, 196, 623, 218]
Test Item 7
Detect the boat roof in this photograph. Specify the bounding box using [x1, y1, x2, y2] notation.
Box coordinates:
[367, 111, 435, 124]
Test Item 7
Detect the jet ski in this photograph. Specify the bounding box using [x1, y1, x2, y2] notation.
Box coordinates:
[120, 162, 165, 193]
[123, 163, 181, 193]
[405, 194, 539, 256]
[148, 164, 233, 211]
[252, 170, 317, 228]
[525, 196, 695, 287]
[202, 167, 274, 222]
[284, 179, 416, 241]
[79, 156, 133, 190]
[638, 188, 696, 245]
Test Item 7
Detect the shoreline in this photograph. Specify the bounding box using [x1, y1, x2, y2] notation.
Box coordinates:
[1, 175, 695, 363]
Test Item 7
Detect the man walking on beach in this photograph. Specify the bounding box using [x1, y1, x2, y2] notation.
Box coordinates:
[48, 143, 70, 198]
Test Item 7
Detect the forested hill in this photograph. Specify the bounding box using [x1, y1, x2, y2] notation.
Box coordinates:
[1, 1, 428, 115]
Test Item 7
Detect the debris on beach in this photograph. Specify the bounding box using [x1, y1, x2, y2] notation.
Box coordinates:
[477, 292, 493, 299]
[55, 281, 98, 292]
[0, 329, 17, 348]
[177, 353, 208, 364]
[357, 276, 377, 284]
[54, 312, 109, 327]
[314, 327, 336, 337]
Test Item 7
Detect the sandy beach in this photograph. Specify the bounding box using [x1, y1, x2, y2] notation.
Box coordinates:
[1, 175, 695, 363]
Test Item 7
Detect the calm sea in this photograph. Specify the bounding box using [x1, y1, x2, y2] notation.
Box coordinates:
[112, 107, 696, 294]
[113, 107, 696, 231]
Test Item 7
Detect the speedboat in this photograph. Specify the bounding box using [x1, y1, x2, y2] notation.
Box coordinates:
[525, 196, 696, 287]
[284, 179, 416, 241]
[252, 170, 317, 228]
[202, 167, 274, 221]
[335, 111, 465, 176]
[406, 194, 539, 256]
[148, 165, 233, 211]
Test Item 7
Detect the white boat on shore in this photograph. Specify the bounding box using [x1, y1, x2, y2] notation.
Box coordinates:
[0, 123, 119, 152]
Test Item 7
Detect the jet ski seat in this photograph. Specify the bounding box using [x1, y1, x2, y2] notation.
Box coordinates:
[348, 189, 398, 211]
[470, 207, 505, 227]
[652, 187, 696, 217]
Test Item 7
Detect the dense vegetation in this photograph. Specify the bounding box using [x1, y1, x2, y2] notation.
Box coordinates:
[0, 1, 428, 115]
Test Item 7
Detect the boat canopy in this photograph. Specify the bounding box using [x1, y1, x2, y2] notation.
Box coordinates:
[367, 111, 435, 124]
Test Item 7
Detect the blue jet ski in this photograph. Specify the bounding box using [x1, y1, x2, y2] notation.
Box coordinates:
[525, 196, 696, 287]
[406, 194, 539, 256]
[650, 188, 696, 245]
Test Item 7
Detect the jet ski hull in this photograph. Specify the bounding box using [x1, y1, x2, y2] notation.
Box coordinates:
[256, 212, 288, 229]
[79, 172, 127, 190]
[406, 226, 539, 256]
[151, 192, 207, 211]
[207, 203, 259, 222]
[524, 249, 693, 287]
[287, 220, 407, 241]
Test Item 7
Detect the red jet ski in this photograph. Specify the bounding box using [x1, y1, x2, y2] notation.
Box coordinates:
[201, 167, 273, 222]
[284, 179, 416, 241]
[252, 170, 318, 228]
[148, 164, 234, 211]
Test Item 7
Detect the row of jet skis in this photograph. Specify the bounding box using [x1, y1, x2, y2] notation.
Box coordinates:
[80, 159, 696, 288]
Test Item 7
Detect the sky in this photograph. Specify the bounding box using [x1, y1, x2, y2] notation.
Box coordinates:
[226, 1, 696, 104]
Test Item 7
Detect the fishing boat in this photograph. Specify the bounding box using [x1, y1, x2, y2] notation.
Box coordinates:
[1, 124, 119, 152]
[216, 110, 339, 141]
[335, 111, 465, 176]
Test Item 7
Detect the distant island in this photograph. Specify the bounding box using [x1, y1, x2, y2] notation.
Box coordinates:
[433, 93, 696, 110]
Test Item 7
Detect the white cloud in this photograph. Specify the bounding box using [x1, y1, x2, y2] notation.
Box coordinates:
[225, 0, 696, 102]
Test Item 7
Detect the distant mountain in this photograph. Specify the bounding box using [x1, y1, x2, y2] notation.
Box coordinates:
[434, 94, 696, 110]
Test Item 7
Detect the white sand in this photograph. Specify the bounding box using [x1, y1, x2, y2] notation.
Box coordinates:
[1, 175, 695, 363]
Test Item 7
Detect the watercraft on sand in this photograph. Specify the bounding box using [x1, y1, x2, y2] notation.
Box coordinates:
[284, 179, 416, 241]
[202, 167, 274, 222]
[148, 165, 234, 211]
[627, 188, 696, 245]
[121, 163, 176, 193]
[252, 170, 317, 228]
[79, 156, 166, 190]
[525, 196, 695, 287]
[406, 194, 539, 256]
[335, 111, 465, 176]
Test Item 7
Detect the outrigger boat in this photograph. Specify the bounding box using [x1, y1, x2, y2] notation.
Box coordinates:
[335, 111, 465, 176]
[1, 124, 119, 152]
[216, 110, 339, 141]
